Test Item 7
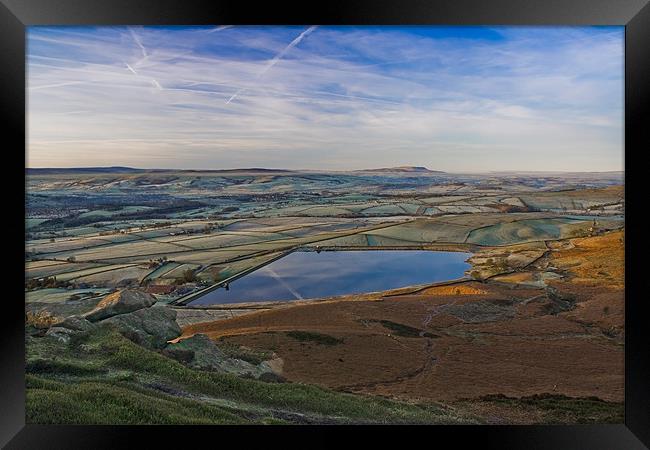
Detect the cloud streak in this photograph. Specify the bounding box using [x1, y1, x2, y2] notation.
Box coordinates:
[205, 25, 233, 34]
[129, 27, 148, 60]
[226, 25, 317, 104]
[125, 59, 162, 91]
[26, 26, 624, 172]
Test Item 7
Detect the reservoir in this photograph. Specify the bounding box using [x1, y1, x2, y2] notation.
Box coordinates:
[190, 250, 471, 305]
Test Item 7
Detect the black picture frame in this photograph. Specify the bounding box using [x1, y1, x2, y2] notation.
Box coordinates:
[2, 0, 649, 448]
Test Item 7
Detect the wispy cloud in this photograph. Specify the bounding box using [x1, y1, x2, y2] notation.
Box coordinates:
[125, 63, 138, 75]
[30, 80, 87, 91]
[129, 27, 148, 61]
[226, 25, 317, 104]
[125, 55, 162, 90]
[205, 25, 233, 34]
[27, 26, 624, 171]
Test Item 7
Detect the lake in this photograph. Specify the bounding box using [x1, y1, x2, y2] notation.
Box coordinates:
[189, 250, 471, 305]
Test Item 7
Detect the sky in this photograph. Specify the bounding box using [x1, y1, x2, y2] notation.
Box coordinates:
[27, 25, 624, 172]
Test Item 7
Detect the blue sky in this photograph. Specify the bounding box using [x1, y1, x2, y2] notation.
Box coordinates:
[27, 26, 624, 172]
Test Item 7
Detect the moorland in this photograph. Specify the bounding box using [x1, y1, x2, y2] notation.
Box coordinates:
[25, 167, 624, 424]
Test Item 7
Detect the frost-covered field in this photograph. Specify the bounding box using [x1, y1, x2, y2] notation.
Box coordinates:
[25, 169, 624, 304]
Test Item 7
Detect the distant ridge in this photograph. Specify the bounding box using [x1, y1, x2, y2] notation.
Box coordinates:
[25, 166, 621, 176]
[200, 168, 294, 173]
[26, 166, 443, 175]
[26, 166, 145, 174]
[354, 166, 444, 174]
[26, 167, 294, 175]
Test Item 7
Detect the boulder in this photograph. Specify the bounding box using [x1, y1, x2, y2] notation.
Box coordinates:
[45, 326, 76, 344]
[44, 316, 96, 344]
[163, 333, 275, 379]
[83, 290, 156, 322]
[56, 315, 96, 332]
[257, 371, 287, 383]
[163, 333, 229, 369]
[101, 305, 181, 349]
[26, 296, 106, 327]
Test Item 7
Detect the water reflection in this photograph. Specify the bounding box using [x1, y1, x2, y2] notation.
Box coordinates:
[190, 250, 471, 305]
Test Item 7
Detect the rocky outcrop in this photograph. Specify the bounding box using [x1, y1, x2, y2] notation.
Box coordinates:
[45, 326, 76, 344]
[101, 305, 181, 349]
[163, 333, 278, 379]
[55, 315, 96, 332]
[33, 287, 284, 382]
[83, 290, 156, 322]
[44, 316, 96, 343]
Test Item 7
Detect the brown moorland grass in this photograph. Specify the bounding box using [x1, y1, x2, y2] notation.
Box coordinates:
[551, 230, 624, 288]
[181, 231, 624, 417]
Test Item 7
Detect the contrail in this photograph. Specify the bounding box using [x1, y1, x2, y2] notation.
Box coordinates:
[129, 27, 148, 59]
[125, 62, 162, 90]
[224, 90, 240, 105]
[263, 267, 304, 300]
[226, 25, 317, 104]
[150, 79, 163, 90]
[126, 29, 162, 90]
[312, 90, 402, 105]
[205, 25, 233, 34]
[125, 62, 138, 75]
[260, 25, 317, 76]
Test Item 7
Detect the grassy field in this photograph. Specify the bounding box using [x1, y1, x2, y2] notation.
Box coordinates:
[453, 394, 623, 424]
[26, 326, 475, 424]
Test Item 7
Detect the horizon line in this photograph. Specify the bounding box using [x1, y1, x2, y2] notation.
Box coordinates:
[25, 165, 625, 174]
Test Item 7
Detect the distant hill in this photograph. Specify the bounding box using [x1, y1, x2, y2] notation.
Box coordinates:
[26, 166, 444, 175]
[26, 166, 146, 175]
[26, 167, 294, 175]
[354, 166, 445, 174]
[198, 168, 294, 174]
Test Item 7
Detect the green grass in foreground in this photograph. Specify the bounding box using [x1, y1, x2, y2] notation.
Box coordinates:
[26, 326, 473, 424]
[472, 394, 624, 424]
[216, 339, 276, 365]
[26, 375, 250, 425]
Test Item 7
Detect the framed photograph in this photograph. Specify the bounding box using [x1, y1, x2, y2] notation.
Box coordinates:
[2, 0, 649, 447]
